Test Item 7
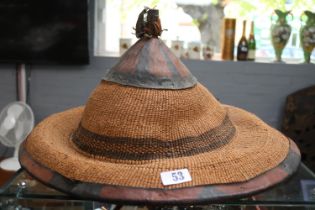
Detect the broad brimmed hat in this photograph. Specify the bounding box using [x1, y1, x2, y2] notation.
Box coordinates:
[19, 9, 300, 205]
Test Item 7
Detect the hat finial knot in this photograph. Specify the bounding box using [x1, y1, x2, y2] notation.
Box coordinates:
[134, 7, 163, 39]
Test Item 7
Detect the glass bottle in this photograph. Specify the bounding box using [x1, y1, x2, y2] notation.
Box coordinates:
[247, 21, 256, 61]
[237, 20, 249, 61]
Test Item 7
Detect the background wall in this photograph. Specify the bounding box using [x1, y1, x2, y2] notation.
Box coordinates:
[0, 58, 314, 156]
[26, 59, 315, 127]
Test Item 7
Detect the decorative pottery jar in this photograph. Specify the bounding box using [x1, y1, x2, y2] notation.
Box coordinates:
[271, 10, 292, 62]
[300, 11, 315, 63]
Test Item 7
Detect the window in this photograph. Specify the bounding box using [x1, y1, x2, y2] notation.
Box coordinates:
[94, 0, 315, 63]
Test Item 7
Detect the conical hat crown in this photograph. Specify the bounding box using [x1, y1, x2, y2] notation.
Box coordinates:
[104, 38, 197, 89]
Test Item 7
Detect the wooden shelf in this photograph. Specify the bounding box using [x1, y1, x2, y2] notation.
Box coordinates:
[0, 158, 15, 188]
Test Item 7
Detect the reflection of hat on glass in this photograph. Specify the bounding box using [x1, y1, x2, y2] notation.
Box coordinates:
[19, 8, 300, 205]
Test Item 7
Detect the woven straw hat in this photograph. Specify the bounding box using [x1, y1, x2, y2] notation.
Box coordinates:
[19, 9, 300, 205]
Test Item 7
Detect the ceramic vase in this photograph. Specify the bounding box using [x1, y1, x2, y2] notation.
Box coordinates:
[271, 10, 292, 62]
[300, 11, 315, 63]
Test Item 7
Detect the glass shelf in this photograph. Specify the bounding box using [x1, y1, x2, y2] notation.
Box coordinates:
[1, 163, 315, 209]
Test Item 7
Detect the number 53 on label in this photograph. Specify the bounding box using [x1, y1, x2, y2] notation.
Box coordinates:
[160, 169, 192, 186]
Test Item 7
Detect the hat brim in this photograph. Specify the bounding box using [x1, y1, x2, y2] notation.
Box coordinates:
[20, 139, 299, 205]
[19, 106, 300, 205]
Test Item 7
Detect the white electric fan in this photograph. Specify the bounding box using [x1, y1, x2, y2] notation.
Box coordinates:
[0, 101, 34, 171]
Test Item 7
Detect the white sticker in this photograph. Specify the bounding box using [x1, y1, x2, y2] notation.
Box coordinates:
[160, 168, 192, 186]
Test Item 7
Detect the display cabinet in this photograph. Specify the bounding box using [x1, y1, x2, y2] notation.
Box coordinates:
[1, 163, 315, 209]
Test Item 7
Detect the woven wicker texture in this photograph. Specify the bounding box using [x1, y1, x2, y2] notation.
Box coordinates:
[73, 81, 233, 160]
[82, 81, 226, 138]
[24, 81, 290, 189]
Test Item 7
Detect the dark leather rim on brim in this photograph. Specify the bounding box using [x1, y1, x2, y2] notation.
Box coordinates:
[19, 139, 300, 205]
